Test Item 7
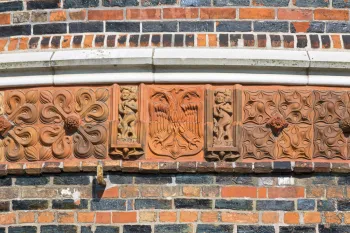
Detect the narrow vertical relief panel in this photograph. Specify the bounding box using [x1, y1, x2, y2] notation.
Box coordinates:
[0, 91, 5, 162]
[205, 86, 240, 161]
[109, 84, 144, 160]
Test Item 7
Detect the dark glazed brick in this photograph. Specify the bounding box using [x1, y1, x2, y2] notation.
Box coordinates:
[297, 35, 307, 48]
[107, 35, 116, 47]
[216, 21, 251, 32]
[0, 177, 11, 186]
[95, 35, 105, 47]
[54, 175, 90, 185]
[81, 226, 92, 233]
[152, 34, 161, 46]
[0, 229, 4, 233]
[107, 22, 140, 32]
[256, 200, 294, 211]
[117, 35, 127, 46]
[338, 200, 350, 211]
[338, 175, 350, 185]
[298, 199, 315, 210]
[176, 174, 214, 184]
[141, 34, 150, 47]
[280, 226, 315, 233]
[143, 22, 177, 32]
[310, 34, 320, 48]
[51, 36, 61, 48]
[214, 0, 249, 6]
[215, 199, 252, 210]
[0, 1, 23, 13]
[314, 162, 331, 173]
[216, 175, 253, 185]
[34, 23, 67, 35]
[91, 199, 126, 210]
[124, 225, 152, 233]
[52, 199, 88, 210]
[135, 174, 172, 184]
[327, 22, 350, 33]
[109, 174, 133, 184]
[238, 226, 275, 233]
[319, 225, 350, 233]
[142, 0, 176, 6]
[230, 34, 242, 46]
[273, 161, 292, 172]
[29, 37, 40, 49]
[175, 199, 212, 209]
[180, 22, 213, 32]
[219, 34, 228, 47]
[73, 35, 83, 47]
[163, 34, 172, 47]
[155, 224, 192, 233]
[243, 34, 255, 47]
[41, 225, 77, 233]
[343, 35, 350, 49]
[64, 0, 99, 8]
[175, 34, 184, 47]
[317, 200, 336, 211]
[13, 200, 48, 210]
[0, 25, 31, 37]
[8, 226, 37, 233]
[103, 0, 139, 6]
[0, 201, 10, 212]
[254, 0, 289, 6]
[181, 0, 210, 6]
[27, 0, 59, 10]
[270, 35, 281, 47]
[70, 22, 103, 33]
[294, 0, 329, 7]
[255, 162, 272, 172]
[129, 35, 139, 47]
[254, 21, 289, 33]
[95, 226, 120, 233]
[197, 225, 233, 233]
[333, 0, 350, 8]
[178, 162, 196, 172]
[186, 34, 194, 47]
[321, 35, 330, 48]
[135, 199, 172, 210]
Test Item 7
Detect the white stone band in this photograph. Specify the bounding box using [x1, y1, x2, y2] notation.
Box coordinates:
[0, 48, 349, 87]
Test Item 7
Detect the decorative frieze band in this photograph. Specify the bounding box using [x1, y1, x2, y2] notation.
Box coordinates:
[2, 85, 350, 164]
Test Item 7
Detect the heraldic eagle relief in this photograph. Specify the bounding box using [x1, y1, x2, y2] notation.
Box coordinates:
[148, 87, 204, 159]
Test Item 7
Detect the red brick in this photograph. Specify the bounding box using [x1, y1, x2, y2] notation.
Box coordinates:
[112, 212, 137, 223]
[262, 212, 279, 224]
[62, 35, 72, 49]
[306, 186, 324, 198]
[291, 22, 310, 33]
[324, 212, 342, 224]
[278, 9, 312, 20]
[332, 35, 342, 49]
[180, 211, 198, 222]
[84, 34, 94, 48]
[0, 38, 7, 51]
[97, 186, 119, 198]
[240, 8, 274, 19]
[38, 212, 55, 223]
[327, 187, 344, 198]
[159, 211, 177, 222]
[50, 11, 67, 21]
[7, 38, 19, 51]
[183, 186, 201, 197]
[18, 212, 35, 223]
[315, 9, 349, 20]
[163, 8, 198, 19]
[222, 212, 258, 223]
[201, 211, 218, 223]
[141, 186, 162, 197]
[0, 13, 10, 25]
[200, 8, 236, 19]
[88, 10, 123, 20]
[284, 212, 299, 224]
[344, 213, 350, 224]
[222, 186, 257, 198]
[69, 10, 86, 20]
[304, 212, 321, 224]
[258, 187, 267, 198]
[140, 211, 157, 222]
[121, 186, 139, 198]
[78, 212, 95, 223]
[268, 187, 304, 198]
[0, 213, 16, 225]
[197, 34, 206, 47]
[96, 212, 111, 224]
[126, 9, 161, 20]
[57, 212, 75, 223]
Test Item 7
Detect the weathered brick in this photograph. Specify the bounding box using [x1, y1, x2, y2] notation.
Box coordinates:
[200, 211, 218, 222]
[237, 226, 275, 233]
[142, 0, 175, 6]
[216, 175, 253, 185]
[334, 0, 350, 8]
[215, 199, 253, 210]
[317, 200, 336, 211]
[181, 0, 210, 6]
[262, 212, 279, 224]
[57, 212, 75, 223]
[54, 174, 90, 185]
[31, 11, 48, 22]
[91, 199, 126, 210]
[176, 174, 213, 184]
[280, 226, 315, 233]
[0, 1, 23, 13]
[198, 225, 234, 233]
[12, 200, 48, 210]
[304, 212, 321, 224]
[41, 225, 77, 233]
[298, 199, 315, 210]
[38, 212, 55, 223]
[64, 0, 99, 8]
[135, 174, 172, 184]
[103, 0, 139, 7]
[8, 226, 37, 233]
[175, 199, 212, 209]
[0, 202, 9, 212]
[221, 212, 259, 223]
[214, 0, 250, 6]
[257, 200, 294, 211]
[135, 199, 172, 210]
[18, 212, 35, 223]
[155, 224, 192, 233]
[327, 22, 350, 33]
[52, 199, 88, 209]
[268, 187, 305, 198]
[69, 10, 86, 20]
[21, 187, 57, 198]
[124, 225, 152, 233]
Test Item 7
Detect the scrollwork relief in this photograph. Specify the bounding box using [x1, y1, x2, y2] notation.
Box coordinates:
[314, 124, 347, 160]
[314, 91, 347, 124]
[279, 90, 313, 124]
[241, 125, 275, 160]
[243, 91, 278, 124]
[277, 124, 312, 160]
[149, 87, 203, 159]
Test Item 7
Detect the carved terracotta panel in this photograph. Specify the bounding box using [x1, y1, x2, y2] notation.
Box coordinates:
[279, 90, 313, 124]
[243, 91, 278, 125]
[314, 124, 347, 160]
[242, 125, 276, 160]
[277, 124, 312, 160]
[147, 86, 204, 161]
[314, 91, 347, 124]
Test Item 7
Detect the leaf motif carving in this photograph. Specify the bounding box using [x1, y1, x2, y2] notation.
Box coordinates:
[40, 90, 53, 104]
[25, 90, 39, 104]
[96, 88, 109, 102]
[39, 126, 71, 159]
[6, 91, 38, 125]
[25, 146, 39, 161]
[39, 147, 53, 161]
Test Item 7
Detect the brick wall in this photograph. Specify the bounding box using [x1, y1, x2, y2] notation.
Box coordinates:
[1, 0, 350, 50]
[0, 172, 350, 233]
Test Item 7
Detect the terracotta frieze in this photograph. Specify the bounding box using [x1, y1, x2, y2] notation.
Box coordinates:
[1, 85, 350, 164]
